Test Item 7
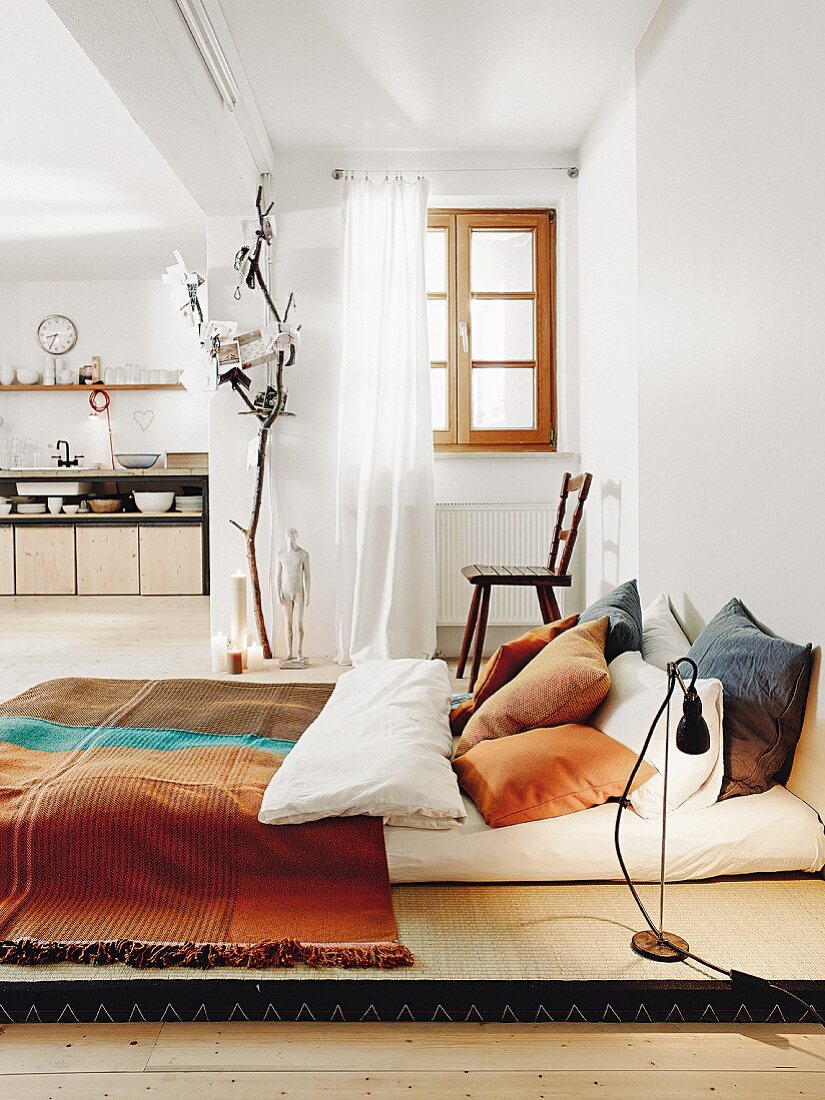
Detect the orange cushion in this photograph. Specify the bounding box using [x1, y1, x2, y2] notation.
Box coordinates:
[455, 617, 611, 758]
[450, 614, 579, 736]
[454, 723, 657, 827]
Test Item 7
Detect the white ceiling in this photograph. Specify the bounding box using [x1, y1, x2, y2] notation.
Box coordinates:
[0, 0, 206, 281]
[221, 0, 661, 151]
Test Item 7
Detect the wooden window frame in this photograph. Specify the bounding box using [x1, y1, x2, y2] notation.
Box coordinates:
[428, 208, 557, 453]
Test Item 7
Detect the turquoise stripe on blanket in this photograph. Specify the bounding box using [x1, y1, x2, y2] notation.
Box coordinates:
[0, 716, 296, 756]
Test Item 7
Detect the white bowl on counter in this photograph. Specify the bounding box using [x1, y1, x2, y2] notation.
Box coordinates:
[16, 368, 39, 385]
[0, 503, 12, 516]
[133, 491, 174, 514]
[62, 503, 80, 515]
[115, 453, 160, 469]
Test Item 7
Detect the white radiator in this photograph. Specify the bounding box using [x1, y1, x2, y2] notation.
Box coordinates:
[436, 503, 556, 626]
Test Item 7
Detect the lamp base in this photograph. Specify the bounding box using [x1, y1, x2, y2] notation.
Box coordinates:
[631, 930, 689, 962]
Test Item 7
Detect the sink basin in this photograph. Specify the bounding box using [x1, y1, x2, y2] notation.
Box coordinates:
[9, 466, 101, 497]
[15, 481, 93, 499]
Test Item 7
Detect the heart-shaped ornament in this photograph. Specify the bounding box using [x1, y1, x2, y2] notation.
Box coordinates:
[133, 409, 155, 432]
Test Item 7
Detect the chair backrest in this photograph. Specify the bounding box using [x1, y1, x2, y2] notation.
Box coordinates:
[547, 472, 593, 575]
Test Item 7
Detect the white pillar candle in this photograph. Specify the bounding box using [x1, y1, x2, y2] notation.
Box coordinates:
[230, 571, 248, 660]
[210, 631, 228, 673]
[247, 643, 264, 671]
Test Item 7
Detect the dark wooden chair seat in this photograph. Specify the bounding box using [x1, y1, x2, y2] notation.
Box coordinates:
[457, 472, 592, 690]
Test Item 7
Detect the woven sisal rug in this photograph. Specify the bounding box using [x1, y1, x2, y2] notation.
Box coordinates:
[0, 677, 413, 970]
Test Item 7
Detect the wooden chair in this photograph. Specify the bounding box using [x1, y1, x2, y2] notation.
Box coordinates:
[456, 472, 593, 690]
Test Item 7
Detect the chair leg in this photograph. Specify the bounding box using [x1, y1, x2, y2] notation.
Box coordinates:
[457, 585, 482, 679]
[469, 585, 492, 692]
[545, 588, 562, 622]
[537, 587, 552, 624]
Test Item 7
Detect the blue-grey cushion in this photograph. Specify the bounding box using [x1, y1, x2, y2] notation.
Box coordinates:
[579, 580, 642, 664]
[687, 599, 812, 799]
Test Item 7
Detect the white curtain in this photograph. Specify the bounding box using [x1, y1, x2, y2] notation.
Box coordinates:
[335, 176, 436, 665]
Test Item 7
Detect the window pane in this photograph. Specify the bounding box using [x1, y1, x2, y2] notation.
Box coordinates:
[471, 230, 534, 292]
[471, 298, 534, 361]
[425, 230, 447, 294]
[427, 298, 447, 361]
[471, 367, 535, 430]
[430, 367, 448, 431]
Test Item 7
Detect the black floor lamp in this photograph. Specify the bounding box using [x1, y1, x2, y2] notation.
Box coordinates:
[615, 657, 710, 961]
[614, 656, 825, 1023]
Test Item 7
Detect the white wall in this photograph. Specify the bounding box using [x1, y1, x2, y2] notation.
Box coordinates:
[0, 281, 208, 464]
[208, 150, 584, 660]
[577, 58, 640, 603]
[633, 0, 825, 817]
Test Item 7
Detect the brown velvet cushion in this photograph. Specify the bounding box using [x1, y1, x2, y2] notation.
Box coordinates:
[455, 617, 611, 758]
[450, 614, 579, 736]
[454, 723, 657, 827]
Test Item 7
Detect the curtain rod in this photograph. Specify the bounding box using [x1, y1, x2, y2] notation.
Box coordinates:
[331, 166, 579, 180]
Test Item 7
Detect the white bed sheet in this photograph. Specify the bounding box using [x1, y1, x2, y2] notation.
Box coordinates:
[385, 785, 825, 883]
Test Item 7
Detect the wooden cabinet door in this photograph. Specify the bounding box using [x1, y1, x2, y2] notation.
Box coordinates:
[76, 525, 139, 595]
[15, 526, 76, 594]
[139, 525, 202, 595]
[0, 526, 14, 595]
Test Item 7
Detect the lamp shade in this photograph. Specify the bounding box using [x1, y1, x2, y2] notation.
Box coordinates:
[676, 689, 711, 755]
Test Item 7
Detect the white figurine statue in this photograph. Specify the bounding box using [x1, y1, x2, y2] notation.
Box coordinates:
[277, 527, 310, 669]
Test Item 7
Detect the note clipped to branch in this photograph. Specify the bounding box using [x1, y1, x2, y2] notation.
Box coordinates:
[236, 328, 279, 369]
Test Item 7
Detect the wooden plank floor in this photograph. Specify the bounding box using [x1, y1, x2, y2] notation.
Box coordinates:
[2, 1022, 825, 1097]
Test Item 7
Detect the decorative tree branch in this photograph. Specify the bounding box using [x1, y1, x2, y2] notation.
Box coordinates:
[238, 396, 281, 658]
[215, 186, 299, 661]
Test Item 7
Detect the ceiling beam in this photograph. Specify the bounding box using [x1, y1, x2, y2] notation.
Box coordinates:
[45, 0, 273, 214]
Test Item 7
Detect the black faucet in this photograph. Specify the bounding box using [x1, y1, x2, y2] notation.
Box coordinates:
[53, 440, 84, 468]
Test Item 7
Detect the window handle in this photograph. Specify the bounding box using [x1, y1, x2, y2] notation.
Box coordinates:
[459, 321, 469, 354]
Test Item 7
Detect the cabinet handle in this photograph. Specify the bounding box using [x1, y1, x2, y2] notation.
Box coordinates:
[459, 321, 469, 354]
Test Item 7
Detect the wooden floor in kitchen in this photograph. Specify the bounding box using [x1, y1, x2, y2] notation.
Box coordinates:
[1, 596, 824, 1098]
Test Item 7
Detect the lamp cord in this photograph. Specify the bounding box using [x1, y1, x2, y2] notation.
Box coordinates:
[614, 668, 825, 1028]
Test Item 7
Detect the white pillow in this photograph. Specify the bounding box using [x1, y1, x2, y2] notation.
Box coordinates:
[258, 659, 466, 830]
[642, 593, 691, 670]
[590, 651, 724, 818]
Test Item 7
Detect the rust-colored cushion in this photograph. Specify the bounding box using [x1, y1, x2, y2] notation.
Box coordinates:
[455, 617, 611, 758]
[454, 723, 657, 827]
[450, 615, 579, 736]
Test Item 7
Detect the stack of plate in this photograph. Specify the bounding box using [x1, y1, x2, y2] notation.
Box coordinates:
[175, 495, 203, 514]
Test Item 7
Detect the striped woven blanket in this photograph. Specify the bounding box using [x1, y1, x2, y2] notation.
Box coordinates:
[0, 678, 413, 969]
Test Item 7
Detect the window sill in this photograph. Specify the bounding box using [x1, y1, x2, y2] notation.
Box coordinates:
[434, 449, 575, 460]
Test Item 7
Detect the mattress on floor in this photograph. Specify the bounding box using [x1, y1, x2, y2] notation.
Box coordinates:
[385, 784, 825, 883]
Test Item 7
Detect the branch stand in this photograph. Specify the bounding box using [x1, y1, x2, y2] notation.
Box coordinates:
[221, 186, 298, 661]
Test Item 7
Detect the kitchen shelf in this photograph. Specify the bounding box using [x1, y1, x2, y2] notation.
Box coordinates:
[0, 384, 183, 392]
[1, 511, 202, 522]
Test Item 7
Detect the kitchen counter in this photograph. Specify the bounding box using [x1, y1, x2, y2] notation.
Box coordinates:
[0, 467, 208, 480]
[0, 467, 210, 596]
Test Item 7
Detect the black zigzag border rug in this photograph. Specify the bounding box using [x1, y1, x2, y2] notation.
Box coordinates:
[2, 978, 824, 1024]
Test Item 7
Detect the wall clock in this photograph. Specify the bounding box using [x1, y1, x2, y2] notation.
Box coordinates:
[36, 314, 77, 355]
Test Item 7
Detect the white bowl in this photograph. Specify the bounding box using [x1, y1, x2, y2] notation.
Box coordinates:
[115, 453, 160, 469]
[62, 503, 80, 515]
[16, 368, 39, 385]
[0, 503, 11, 516]
[133, 491, 174, 513]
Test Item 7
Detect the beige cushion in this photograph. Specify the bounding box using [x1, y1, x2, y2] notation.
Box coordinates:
[450, 614, 579, 736]
[455, 617, 611, 758]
